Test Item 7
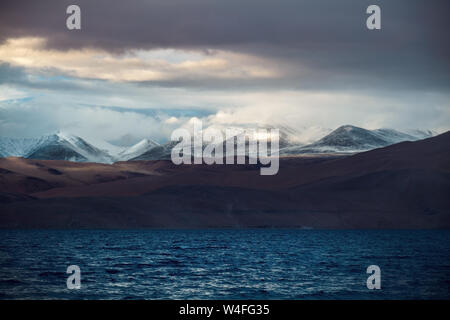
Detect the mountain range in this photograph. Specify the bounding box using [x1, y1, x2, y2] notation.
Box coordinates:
[280, 126, 435, 155]
[0, 131, 448, 229]
[0, 132, 114, 163]
[0, 125, 436, 163]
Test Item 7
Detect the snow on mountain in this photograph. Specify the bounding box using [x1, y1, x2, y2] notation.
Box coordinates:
[0, 126, 438, 162]
[129, 125, 277, 161]
[26, 135, 89, 162]
[51, 131, 116, 163]
[80, 137, 126, 158]
[130, 124, 438, 160]
[117, 138, 160, 161]
[0, 137, 42, 157]
[197, 123, 325, 147]
[130, 140, 179, 161]
[0, 132, 115, 163]
[280, 125, 436, 155]
[371, 128, 417, 144]
[129, 124, 325, 160]
[403, 129, 436, 140]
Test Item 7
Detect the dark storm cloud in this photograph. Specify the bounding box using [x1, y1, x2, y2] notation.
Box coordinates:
[0, 0, 449, 91]
[0, 0, 447, 51]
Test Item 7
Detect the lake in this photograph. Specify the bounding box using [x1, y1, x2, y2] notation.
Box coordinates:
[0, 230, 449, 299]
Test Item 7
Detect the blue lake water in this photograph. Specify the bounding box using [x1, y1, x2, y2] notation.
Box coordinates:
[0, 230, 449, 299]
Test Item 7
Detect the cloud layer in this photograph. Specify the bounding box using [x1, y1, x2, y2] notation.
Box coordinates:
[0, 0, 449, 142]
[1, 0, 449, 90]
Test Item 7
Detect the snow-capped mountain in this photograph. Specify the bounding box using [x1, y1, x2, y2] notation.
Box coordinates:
[280, 125, 435, 155]
[371, 128, 418, 145]
[0, 126, 438, 162]
[117, 138, 160, 161]
[0, 137, 43, 158]
[403, 129, 437, 140]
[130, 140, 179, 161]
[0, 132, 115, 163]
[129, 125, 300, 160]
[130, 124, 437, 160]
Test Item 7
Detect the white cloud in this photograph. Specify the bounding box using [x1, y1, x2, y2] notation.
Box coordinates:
[1, 86, 449, 144]
[165, 116, 179, 124]
[0, 37, 448, 142]
[0, 85, 28, 101]
[202, 90, 450, 134]
[0, 37, 281, 83]
[0, 98, 176, 142]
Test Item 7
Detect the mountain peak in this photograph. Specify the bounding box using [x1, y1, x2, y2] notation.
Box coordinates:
[280, 125, 435, 155]
[54, 130, 78, 141]
[117, 138, 160, 161]
[339, 124, 358, 129]
[0, 126, 441, 162]
[335, 125, 364, 132]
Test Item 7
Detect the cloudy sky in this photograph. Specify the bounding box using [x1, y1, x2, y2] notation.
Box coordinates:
[0, 0, 449, 144]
